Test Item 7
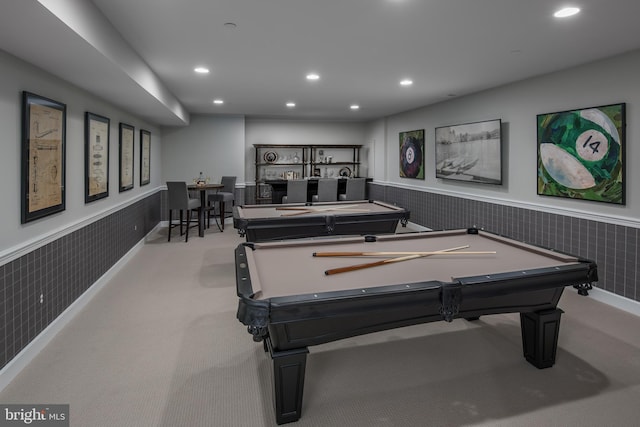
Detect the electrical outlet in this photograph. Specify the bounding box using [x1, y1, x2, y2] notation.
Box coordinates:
[134, 225, 137, 230]
[40, 293, 44, 304]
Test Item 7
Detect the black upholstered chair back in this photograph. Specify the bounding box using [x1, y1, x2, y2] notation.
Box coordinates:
[166, 181, 190, 210]
[283, 179, 308, 203]
[339, 178, 366, 201]
[313, 179, 338, 202]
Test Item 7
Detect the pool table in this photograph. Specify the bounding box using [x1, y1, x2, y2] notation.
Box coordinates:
[233, 200, 410, 242]
[235, 228, 598, 424]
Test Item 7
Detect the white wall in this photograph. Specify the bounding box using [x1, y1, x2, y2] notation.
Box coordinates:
[244, 119, 369, 182]
[372, 49, 639, 225]
[161, 114, 245, 184]
[0, 50, 162, 257]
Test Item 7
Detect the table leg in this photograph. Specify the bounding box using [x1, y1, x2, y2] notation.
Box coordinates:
[198, 191, 206, 237]
[266, 338, 308, 425]
[219, 201, 225, 231]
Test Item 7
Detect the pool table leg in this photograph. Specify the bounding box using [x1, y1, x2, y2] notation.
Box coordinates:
[266, 338, 309, 425]
[520, 308, 564, 369]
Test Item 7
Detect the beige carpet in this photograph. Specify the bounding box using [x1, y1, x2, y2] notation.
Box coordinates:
[1, 223, 639, 426]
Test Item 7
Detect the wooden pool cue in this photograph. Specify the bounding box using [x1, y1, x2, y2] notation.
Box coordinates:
[323, 245, 471, 275]
[314, 250, 495, 257]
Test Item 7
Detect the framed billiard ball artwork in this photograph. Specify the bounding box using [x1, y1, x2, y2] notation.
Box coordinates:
[399, 129, 424, 179]
[435, 119, 502, 184]
[537, 103, 626, 204]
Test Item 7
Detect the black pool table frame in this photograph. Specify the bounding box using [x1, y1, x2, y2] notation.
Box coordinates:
[233, 200, 410, 242]
[235, 228, 598, 424]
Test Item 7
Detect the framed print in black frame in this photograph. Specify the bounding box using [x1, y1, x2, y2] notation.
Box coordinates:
[85, 112, 110, 203]
[21, 91, 67, 224]
[435, 119, 502, 184]
[140, 129, 150, 186]
[119, 122, 135, 192]
[399, 129, 425, 179]
[537, 103, 625, 205]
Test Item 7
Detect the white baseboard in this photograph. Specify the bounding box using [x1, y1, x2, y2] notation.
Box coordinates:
[0, 225, 160, 392]
[588, 286, 640, 317]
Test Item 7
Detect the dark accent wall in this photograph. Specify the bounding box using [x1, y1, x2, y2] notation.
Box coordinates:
[0, 192, 161, 371]
[368, 182, 638, 304]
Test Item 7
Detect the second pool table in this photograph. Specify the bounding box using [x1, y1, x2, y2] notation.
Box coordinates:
[233, 200, 410, 241]
[235, 228, 598, 424]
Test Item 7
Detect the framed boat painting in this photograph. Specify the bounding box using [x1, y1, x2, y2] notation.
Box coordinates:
[435, 119, 502, 184]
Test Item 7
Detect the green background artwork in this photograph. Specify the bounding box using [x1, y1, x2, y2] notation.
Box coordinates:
[537, 103, 625, 204]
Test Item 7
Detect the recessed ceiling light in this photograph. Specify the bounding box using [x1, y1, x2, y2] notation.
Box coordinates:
[554, 7, 580, 18]
[194, 67, 210, 74]
[350, 105, 360, 110]
[286, 102, 296, 108]
[306, 73, 320, 81]
[213, 99, 224, 104]
[400, 79, 413, 86]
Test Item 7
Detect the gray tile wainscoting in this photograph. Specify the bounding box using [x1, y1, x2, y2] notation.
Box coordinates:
[0, 192, 161, 370]
[367, 182, 637, 304]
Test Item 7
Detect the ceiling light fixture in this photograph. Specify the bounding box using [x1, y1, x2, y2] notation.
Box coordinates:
[400, 79, 413, 86]
[194, 67, 210, 74]
[213, 99, 224, 104]
[286, 102, 296, 108]
[306, 73, 320, 81]
[554, 7, 580, 18]
[350, 105, 360, 110]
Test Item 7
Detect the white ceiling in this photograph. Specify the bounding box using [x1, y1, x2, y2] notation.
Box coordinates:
[2, 0, 640, 127]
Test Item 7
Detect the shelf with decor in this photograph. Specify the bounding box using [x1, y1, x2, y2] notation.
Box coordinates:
[253, 144, 363, 203]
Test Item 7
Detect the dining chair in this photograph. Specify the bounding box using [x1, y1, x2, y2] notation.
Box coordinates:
[166, 181, 201, 242]
[312, 179, 338, 202]
[282, 179, 308, 203]
[338, 178, 366, 201]
[207, 176, 236, 230]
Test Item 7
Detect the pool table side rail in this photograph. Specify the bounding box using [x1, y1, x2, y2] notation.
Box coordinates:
[233, 200, 410, 242]
[235, 241, 598, 350]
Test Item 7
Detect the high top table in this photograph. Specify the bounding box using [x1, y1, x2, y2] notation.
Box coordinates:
[188, 183, 223, 236]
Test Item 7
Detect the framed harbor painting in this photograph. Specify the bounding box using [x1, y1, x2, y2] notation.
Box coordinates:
[537, 103, 625, 204]
[21, 91, 66, 223]
[435, 119, 502, 184]
[399, 129, 424, 179]
[85, 112, 110, 203]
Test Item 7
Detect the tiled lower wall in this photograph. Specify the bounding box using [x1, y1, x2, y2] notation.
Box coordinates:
[367, 182, 638, 303]
[242, 182, 638, 303]
[0, 192, 161, 371]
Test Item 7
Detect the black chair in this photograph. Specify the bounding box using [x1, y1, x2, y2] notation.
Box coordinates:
[166, 181, 201, 242]
[312, 179, 338, 202]
[207, 176, 236, 230]
[282, 179, 308, 203]
[338, 178, 366, 201]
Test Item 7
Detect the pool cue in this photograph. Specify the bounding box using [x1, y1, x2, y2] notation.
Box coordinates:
[276, 204, 359, 211]
[279, 206, 370, 216]
[314, 250, 495, 257]
[323, 245, 469, 275]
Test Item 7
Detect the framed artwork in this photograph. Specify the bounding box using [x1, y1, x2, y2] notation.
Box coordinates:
[435, 119, 502, 184]
[399, 129, 424, 179]
[85, 112, 110, 202]
[139, 129, 151, 186]
[21, 91, 66, 223]
[119, 122, 135, 192]
[537, 103, 625, 204]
